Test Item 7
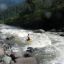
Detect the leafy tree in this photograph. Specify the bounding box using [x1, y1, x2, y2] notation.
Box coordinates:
[2, 0, 64, 30]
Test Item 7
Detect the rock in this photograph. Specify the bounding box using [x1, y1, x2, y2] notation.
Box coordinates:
[23, 52, 32, 57]
[27, 47, 34, 53]
[16, 57, 37, 64]
[0, 48, 4, 56]
[33, 29, 45, 33]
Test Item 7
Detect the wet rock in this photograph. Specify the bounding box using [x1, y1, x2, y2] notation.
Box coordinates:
[23, 52, 32, 57]
[33, 29, 45, 33]
[27, 47, 34, 53]
[6, 36, 14, 40]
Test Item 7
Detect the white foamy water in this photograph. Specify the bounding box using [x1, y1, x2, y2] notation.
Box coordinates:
[0, 24, 64, 64]
[0, 24, 51, 48]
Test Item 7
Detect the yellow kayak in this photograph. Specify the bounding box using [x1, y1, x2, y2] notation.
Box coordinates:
[26, 39, 32, 44]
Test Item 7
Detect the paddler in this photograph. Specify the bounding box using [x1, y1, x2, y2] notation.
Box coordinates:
[26, 34, 32, 44]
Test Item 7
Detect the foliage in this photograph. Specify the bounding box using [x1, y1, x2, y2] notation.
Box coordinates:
[0, 0, 64, 30]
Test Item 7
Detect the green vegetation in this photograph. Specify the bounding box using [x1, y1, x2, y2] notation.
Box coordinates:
[0, 0, 64, 30]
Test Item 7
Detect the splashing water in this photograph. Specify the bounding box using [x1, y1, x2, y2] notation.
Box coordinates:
[0, 24, 51, 48]
[0, 24, 64, 64]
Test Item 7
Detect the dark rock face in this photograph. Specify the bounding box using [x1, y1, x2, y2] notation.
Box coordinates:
[23, 47, 34, 57]
[23, 52, 32, 57]
[27, 47, 34, 53]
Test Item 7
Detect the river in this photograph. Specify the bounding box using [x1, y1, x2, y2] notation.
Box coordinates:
[0, 24, 64, 64]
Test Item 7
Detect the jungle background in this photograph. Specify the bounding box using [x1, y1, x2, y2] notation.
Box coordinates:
[0, 0, 64, 31]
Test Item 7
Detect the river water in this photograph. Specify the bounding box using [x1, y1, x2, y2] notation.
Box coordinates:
[0, 24, 64, 64]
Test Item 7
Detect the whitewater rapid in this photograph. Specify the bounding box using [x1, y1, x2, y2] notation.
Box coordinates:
[0, 24, 64, 64]
[0, 24, 51, 48]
